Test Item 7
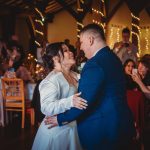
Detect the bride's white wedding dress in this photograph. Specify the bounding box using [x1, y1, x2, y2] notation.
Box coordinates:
[32, 71, 82, 150]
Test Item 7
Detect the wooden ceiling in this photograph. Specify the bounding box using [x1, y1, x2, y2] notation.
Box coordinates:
[0, 0, 149, 17]
[0, 0, 76, 15]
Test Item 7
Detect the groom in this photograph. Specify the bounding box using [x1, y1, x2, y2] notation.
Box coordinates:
[46, 24, 135, 150]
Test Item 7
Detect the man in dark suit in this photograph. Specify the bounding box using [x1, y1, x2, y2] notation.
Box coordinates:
[46, 24, 135, 150]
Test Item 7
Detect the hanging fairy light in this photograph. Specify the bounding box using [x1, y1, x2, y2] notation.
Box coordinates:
[92, 19, 105, 31]
[131, 23, 140, 30]
[131, 31, 141, 55]
[35, 30, 44, 35]
[35, 19, 44, 26]
[76, 0, 85, 38]
[131, 13, 140, 21]
[77, 22, 84, 28]
[35, 8, 45, 22]
[34, 7, 45, 47]
[92, 0, 106, 32]
[116, 28, 120, 42]
[109, 27, 114, 49]
[145, 28, 149, 51]
[92, 8, 104, 17]
[131, 12, 141, 57]
[35, 40, 41, 47]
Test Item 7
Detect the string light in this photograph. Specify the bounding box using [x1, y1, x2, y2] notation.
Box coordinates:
[92, 8, 104, 17]
[77, 22, 84, 28]
[34, 58, 37, 62]
[35, 40, 41, 47]
[145, 28, 149, 51]
[76, 29, 80, 32]
[92, 19, 105, 30]
[131, 13, 140, 21]
[131, 23, 140, 30]
[131, 12, 141, 56]
[35, 19, 44, 26]
[77, 35, 80, 38]
[77, 8, 83, 12]
[92, 1, 106, 33]
[35, 30, 44, 35]
[34, 8, 45, 47]
[35, 8, 45, 22]
[109, 27, 114, 49]
[80, 0, 84, 4]
[131, 31, 141, 55]
[116, 28, 120, 42]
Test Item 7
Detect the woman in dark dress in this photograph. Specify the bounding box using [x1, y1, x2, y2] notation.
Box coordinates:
[123, 59, 138, 90]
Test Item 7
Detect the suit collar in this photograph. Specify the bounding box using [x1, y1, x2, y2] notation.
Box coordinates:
[93, 46, 109, 58]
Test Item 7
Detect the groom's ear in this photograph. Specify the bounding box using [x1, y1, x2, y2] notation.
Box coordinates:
[89, 36, 94, 46]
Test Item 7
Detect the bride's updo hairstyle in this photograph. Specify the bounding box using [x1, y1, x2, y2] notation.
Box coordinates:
[42, 42, 63, 71]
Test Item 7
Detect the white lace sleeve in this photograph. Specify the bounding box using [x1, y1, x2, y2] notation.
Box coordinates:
[39, 80, 73, 116]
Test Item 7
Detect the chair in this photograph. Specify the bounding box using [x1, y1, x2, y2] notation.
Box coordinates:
[1, 78, 35, 128]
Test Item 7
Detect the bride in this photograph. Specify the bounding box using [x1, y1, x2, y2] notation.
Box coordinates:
[32, 42, 87, 150]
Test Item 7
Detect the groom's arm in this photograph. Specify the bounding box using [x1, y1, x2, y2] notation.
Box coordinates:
[57, 61, 104, 126]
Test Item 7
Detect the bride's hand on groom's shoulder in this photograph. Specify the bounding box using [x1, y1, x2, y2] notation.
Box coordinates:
[73, 92, 88, 110]
[44, 116, 58, 129]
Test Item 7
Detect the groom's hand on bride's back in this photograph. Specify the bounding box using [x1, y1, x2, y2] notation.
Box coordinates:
[73, 92, 88, 110]
[44, 93, 88, 129]
[44, 116, 58, 129]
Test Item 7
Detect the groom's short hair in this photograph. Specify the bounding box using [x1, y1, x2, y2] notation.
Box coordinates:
[80, 23, 105, 41]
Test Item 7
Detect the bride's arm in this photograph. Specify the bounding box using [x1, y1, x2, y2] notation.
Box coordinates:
[39, 79, 73, 116]
[39, 79, 87, 116]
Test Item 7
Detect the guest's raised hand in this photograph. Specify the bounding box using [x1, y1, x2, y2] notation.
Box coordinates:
[131, 73, 142, 84]
[73, 92, 88, 110]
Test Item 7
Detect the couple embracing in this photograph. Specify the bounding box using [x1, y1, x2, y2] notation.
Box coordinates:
[32, 24, 135, 150]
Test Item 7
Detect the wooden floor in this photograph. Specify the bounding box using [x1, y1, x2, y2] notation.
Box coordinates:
[0, 116, 150, 150]
[0, 116, 37, 150]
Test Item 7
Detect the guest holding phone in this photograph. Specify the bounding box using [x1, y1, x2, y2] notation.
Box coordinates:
[123, 59, 138, 90]
[132, 57, 150, 99]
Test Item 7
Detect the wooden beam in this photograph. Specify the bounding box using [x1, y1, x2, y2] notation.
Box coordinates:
[55, 0, 78, 20]
[104, 0, 110, 18]
[36, 0, 50, 12]
[125, 0, 150, 14]
[80, 0, 93, 20]
[146, 7, 150, 16]
[106, 0, 124, 23]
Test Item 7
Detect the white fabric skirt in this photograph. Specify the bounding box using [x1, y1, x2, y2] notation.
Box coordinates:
[32, 121, 82, 150]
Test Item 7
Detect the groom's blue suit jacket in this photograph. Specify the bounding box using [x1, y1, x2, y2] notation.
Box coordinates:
[57, 46, 135, 150]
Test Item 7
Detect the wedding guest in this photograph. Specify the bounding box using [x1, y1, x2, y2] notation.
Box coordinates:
[123, 59, 138, 90]
[132, 58, 150, 99]
[113, 27, 138, 64]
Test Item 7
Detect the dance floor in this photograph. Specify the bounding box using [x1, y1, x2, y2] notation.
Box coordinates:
[0, 115, 150, 150]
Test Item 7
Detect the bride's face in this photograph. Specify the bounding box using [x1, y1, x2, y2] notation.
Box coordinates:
[61, 44, 75, 66]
